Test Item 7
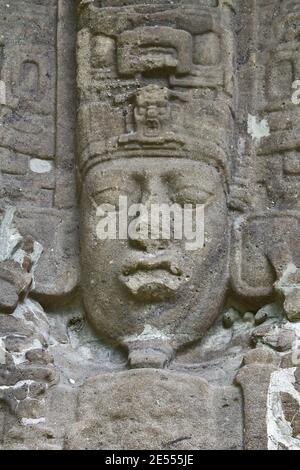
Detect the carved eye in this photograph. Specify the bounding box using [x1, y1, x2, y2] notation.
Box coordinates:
[172, 188, 213, 206]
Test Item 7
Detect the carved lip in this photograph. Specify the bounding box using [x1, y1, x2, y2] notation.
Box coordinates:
[121, 256, 183, 277]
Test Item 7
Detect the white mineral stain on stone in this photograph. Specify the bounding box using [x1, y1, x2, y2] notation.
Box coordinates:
[29, 158, 53, 174]
[247, 114, 270, 142]
[267, 368, 300, 450]
[0, 208, 22, 261]
[233, 215, 244, 231]
[0, 80, 6, 105]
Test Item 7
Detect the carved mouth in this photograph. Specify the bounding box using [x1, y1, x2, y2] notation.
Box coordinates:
[144, 119, 160, 137]
[119, 257, 185, 301]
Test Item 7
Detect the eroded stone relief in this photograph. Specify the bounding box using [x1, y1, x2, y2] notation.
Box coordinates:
[0, 0, 299, 450]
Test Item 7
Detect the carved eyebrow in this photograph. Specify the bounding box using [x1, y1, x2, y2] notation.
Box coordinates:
[165, 171, 215, 190]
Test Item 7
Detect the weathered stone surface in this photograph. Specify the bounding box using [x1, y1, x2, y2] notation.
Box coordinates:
[281, 392, 300, 438]
[65, 369, 243, 450]
[12, 208, 79, 300]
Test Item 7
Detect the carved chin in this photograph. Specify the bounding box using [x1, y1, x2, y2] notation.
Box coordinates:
[119, 270, 184, 301]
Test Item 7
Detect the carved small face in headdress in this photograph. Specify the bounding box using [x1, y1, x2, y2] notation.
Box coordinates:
[134, 85, 171, 138]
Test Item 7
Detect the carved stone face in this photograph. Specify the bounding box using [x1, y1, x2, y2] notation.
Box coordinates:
[80, 158, 229, 367]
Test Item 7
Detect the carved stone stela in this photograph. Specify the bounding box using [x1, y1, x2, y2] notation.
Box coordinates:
[0, 0, 299, 450]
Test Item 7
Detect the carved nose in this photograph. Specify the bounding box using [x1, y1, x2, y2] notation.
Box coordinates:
[128, 177, 172, 252]
[128, 204, 171, 252]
